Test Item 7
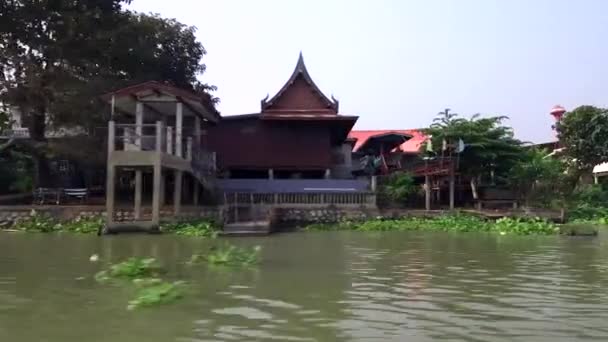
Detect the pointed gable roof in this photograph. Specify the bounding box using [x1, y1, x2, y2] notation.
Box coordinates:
[261, 52, 339, 114]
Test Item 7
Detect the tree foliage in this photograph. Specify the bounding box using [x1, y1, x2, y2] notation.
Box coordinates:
[0, 0, 217, 139]
[424, 109, 524, 196]
[508, 148, 566, 206]
[0, 0, 217, 186]
[557, 105, 608, 171]
[380, 172, 417, 204]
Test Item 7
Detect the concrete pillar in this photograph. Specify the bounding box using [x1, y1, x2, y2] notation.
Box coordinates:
[166, 126, 173, 155]
[152, 163, 162, 227]
[106, 121, 116, 227]
[425, 175, 431, 211]
[175, 102, 183, 157]
[268, 169, 274, 179]
[186, 137, 193, 161]
[193, 180, 199, 206]
[449, 168, 455, 210]
[174, 170, 182, 216]
[194, 116, 201, 145]
[134, 169, 142, 219]
[324, 169, 331, 179]
[159, 171, 165, 206]
[135, 101, 143, 150]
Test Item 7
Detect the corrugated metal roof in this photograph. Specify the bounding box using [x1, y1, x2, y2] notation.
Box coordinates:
[349, 129, 427, 153]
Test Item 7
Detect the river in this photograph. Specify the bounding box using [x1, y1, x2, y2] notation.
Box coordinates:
[1, 231, 607, 341]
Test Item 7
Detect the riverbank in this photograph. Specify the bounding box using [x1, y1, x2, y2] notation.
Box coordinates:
[1, 210, 599, 236]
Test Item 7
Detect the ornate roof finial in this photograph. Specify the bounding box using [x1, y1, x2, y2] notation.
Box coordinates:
[260, 93, 269, 107]
[331, 94, 340, 112]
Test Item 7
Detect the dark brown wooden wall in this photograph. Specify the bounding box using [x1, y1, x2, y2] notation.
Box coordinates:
[206, 117, 332, 170]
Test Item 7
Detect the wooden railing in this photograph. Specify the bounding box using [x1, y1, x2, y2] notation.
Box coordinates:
[223, 192, 376, 207]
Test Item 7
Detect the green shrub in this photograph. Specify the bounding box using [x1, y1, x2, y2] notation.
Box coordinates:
[161, 220, 219, 237]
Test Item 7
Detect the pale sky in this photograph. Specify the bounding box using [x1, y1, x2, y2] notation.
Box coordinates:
[128, 0, 608, 143]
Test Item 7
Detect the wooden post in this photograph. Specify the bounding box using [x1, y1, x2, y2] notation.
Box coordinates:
[370, 175, 377, 192]
[175, 102, 183, 157]
[173, 170, 182, 216]
[134, 169, 142, 220]
[166, 126, 173, 155]
[135, 101, 143, 150]
[425, 174, 431, 211]
[106, 121, 116, 228]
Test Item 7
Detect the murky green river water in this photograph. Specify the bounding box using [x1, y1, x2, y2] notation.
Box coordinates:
[1, 231, 608, 341]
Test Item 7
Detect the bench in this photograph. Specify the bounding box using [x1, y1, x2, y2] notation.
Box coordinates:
[63, 188, 88, 203]
[32, 188, 62, 205]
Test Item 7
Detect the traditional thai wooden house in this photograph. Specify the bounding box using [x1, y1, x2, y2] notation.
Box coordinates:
[207, 53, 358, 181]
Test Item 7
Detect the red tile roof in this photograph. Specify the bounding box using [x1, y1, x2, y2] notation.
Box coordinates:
[349, 129, 427, 154]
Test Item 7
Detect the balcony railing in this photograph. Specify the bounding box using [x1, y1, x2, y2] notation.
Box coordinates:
[107, 121, 216, 172]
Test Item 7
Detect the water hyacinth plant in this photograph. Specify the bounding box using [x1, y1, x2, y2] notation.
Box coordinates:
[10, 212, 103, 234]
[94, 257, 186, 310]
[95, 257, 162, 282]
[190, 244, 262, 266]
[305, 215, 560, 235]
[127, 279, 186, 310]
[161, 220, 219, 237]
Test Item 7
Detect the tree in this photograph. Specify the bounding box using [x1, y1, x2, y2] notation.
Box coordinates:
[425, 109, 524, 199]
[0, 1, 217, 185]
[380, 172, 417, 205]
[557, 105, 608, 172]
[508, 148, 565, 207]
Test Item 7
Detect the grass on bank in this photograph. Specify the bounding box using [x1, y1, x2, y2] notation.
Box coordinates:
[304, 215, 560, 235]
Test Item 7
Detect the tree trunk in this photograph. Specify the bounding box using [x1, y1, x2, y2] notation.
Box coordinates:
[470, 178, 479, 200]
[29, 107, 49, 188]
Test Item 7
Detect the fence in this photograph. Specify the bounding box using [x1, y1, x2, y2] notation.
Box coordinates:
[223, 192, 376, 208]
